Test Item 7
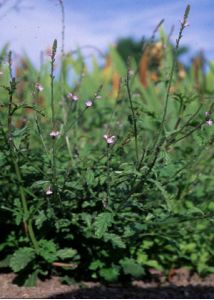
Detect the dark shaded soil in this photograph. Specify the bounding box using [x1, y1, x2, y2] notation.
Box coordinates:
[1, 270, 214, 298]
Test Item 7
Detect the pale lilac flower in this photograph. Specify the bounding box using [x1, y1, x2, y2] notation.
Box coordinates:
[35, 82, 44, 92]
[103, 134, 116, 145]
[95, 95, 102, 100]
[67, 92, 79, 101]
[72, 95, 79, 101]
[206, 119, 213, 126]
[50, 130, 60, 138]
[205, 111, 210, 117]
[46, 186, 53, 196]
[85, 100, 93, 107]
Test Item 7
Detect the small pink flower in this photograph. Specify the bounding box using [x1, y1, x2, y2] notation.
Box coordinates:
[50, 130, 60, 138]
[46, 186, 53, 196]
[103, 134, 116, 145]
[205, 111, 210, 117]
[67, 92, 79, 101]
[35, 82, 44, 92]
[85, 100, 93, 107]
[72, 95, 79, 101]
[206, 119, 213, 126]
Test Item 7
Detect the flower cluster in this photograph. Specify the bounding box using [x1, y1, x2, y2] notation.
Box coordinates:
[66, 91, 102, 108]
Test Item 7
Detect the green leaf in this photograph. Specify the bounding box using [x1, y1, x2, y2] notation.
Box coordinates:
[120, 258, 145, 278]
[10, 248, 35, 272]
[38, 239, 57, 263]
[148, 179, 174, 211]
[13, 199, 24, 225]
[141, 240, 154, 249]
[35, 211, 47, 229]
[24, 270, 39, 287]
[89, 260, 105, 271]
[187, 206, 205, 215]
[86, 169, 95, 186]
[80, 213, 92, 228]
[180, 242, 196, 253]
[136, 253, 148, 264]
[99, 267, 119, 282]
[31, 180, 50, 188]
[145, 260, 163, 271]
[12, 126, 28, 138]
[57, 248, 77, 260]
[94, 212, 113, 238]
[0, 255, 12, 268]
[104, 233, 126, 249]
[0, 152, 6, 167]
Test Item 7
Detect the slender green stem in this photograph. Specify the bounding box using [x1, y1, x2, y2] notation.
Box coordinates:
[58, 0, 65, 56]
[58, 0, 67, 126]
[52, 138, 57, 192]
[7, 93, 13, 141]
[65, 136, 72, 159]
[106, 145, 111, 207]
[161, 5, 190, 134]
[167, 104, 203, 145]
[7, 78, 16, 145]
[50, 49, 56, 130]
[160, 52, 178, 132]
[126, 63, 139, 163]
[35, 115, 50, 159]
[50, 40, 58, 195]
[167, 120, 205, 147]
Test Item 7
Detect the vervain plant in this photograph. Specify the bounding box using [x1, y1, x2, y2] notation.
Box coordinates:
[1, 4, 214, 286]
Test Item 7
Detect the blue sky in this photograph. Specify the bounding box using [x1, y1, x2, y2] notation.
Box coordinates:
[0, 0, 214, 65]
